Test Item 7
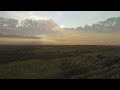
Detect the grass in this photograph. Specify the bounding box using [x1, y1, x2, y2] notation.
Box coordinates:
[0, 45, 120, 79]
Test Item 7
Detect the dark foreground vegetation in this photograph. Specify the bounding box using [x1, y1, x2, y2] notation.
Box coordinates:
[0, 45, 120, 79]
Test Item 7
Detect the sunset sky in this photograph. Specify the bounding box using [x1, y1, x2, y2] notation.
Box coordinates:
[0, 11, 120, 45]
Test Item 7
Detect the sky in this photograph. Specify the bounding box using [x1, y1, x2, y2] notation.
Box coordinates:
[0, 11, 120, 28]
[1, 11, 120, 45]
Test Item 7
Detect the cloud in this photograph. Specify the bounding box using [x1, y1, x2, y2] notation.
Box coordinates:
[86, 11, 102, 19]
[28, 12, 49, 20]
[1, 11, 50, 22]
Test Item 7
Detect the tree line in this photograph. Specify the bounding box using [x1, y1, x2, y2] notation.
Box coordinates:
[76, 17, 120, 32]
[0, 16, 120, 32]
[0, 17, 58, 30]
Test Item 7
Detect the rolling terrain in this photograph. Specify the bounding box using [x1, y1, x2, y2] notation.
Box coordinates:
[0, 45, 120, 79]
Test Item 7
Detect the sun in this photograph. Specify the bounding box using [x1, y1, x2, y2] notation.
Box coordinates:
[60, 25, 66, 28]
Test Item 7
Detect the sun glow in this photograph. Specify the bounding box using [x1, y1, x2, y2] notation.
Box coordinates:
[1, 32, 120, 45]
[60, 25, 66, 28]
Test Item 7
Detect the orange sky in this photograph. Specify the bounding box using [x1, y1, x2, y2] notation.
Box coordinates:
[0, 32, 120, 45]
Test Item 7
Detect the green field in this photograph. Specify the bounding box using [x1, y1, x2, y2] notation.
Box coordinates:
[0, 45, 120, 79]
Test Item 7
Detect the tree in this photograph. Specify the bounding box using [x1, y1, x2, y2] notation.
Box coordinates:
[84, 24, 91, 32]
[5, 18, 18, 28]
[0, 17, 6, 27]
[76, 26, 84, 31]
[21, 19, 38, 28]
[37, 19, 58, 30]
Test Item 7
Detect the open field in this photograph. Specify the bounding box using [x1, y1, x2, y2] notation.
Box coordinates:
[0, 45, 120, 79]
